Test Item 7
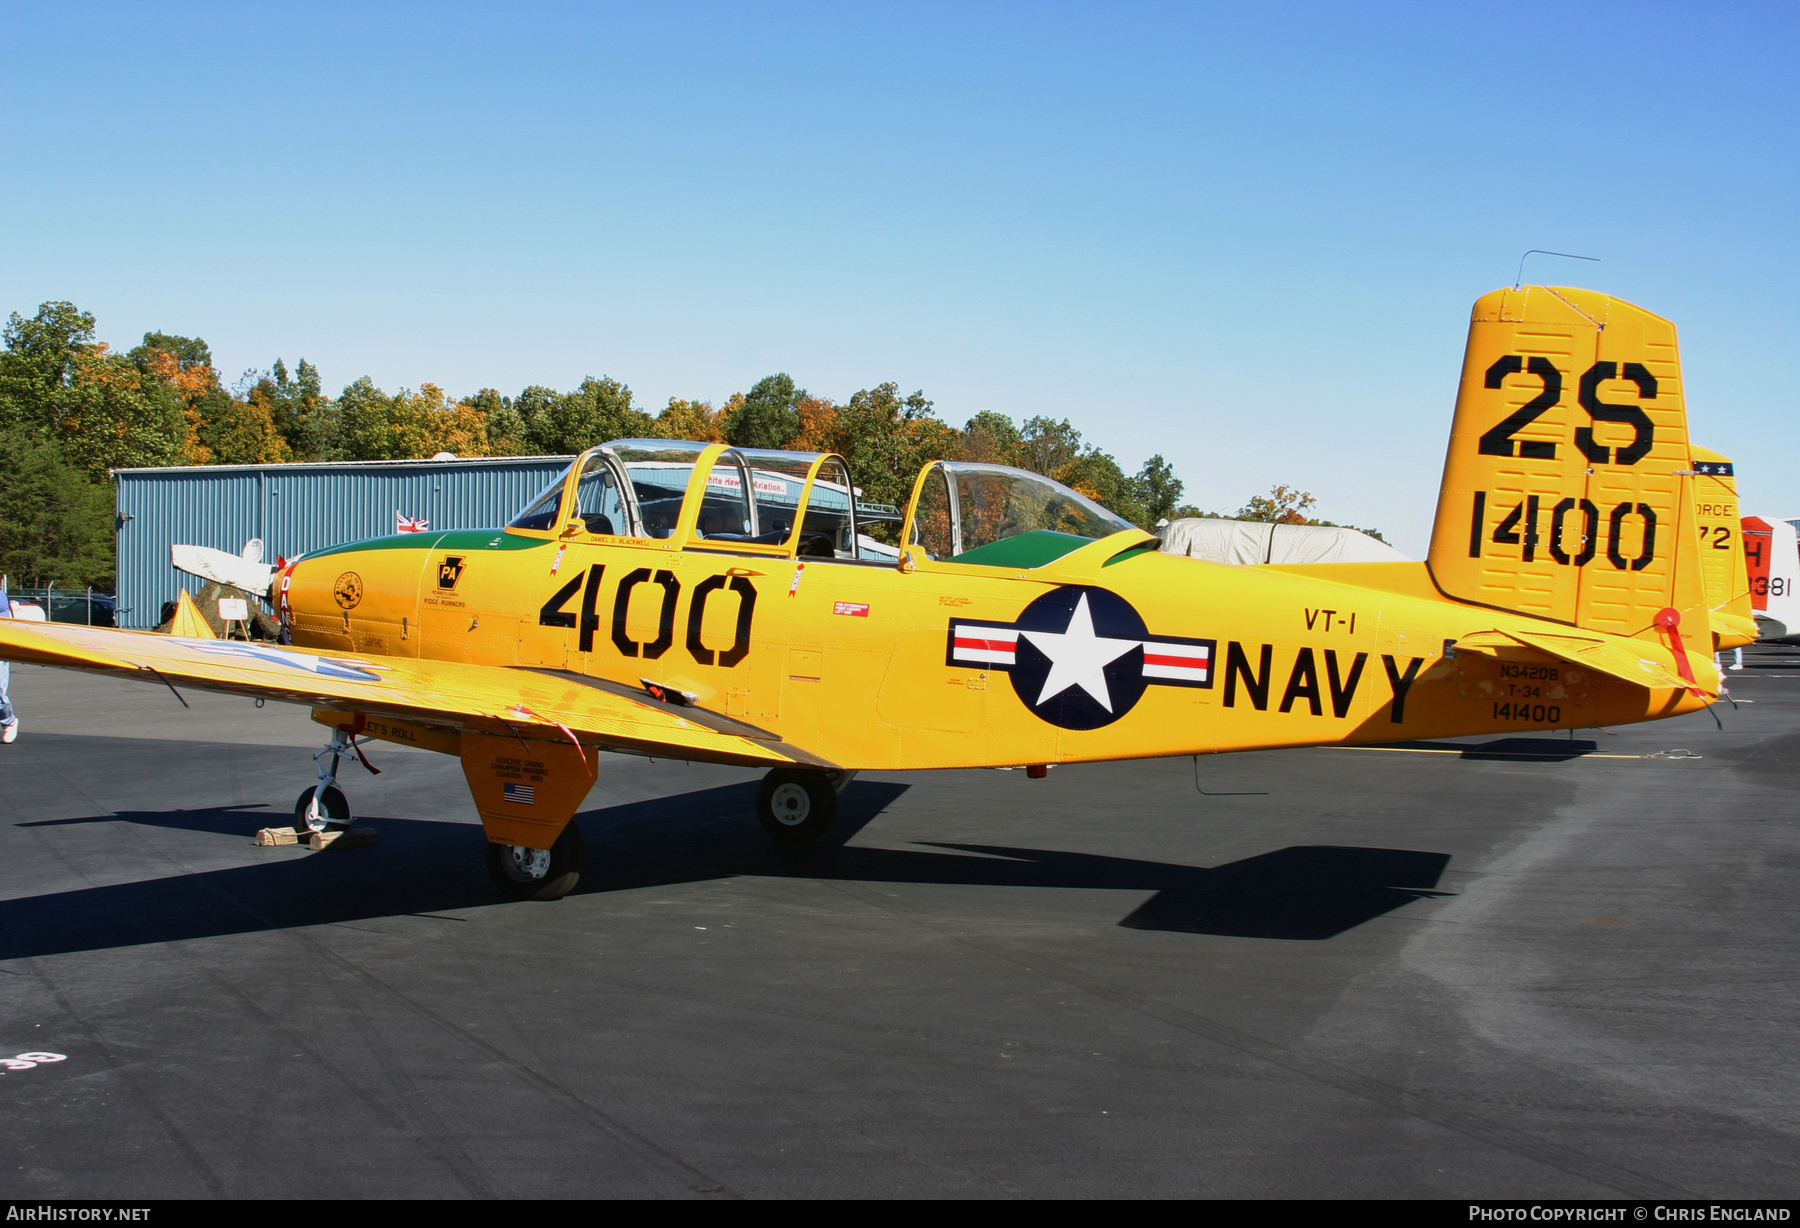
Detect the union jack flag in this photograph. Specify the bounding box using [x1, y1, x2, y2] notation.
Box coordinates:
[396, 511, 430, 534]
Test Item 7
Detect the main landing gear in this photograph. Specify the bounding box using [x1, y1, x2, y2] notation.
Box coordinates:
[486, 824, 586, 901]
[756, 768, 855, 842]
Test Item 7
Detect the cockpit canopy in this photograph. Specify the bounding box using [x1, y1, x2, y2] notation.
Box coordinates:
[907, 461, 1133, 566]
[508, 441, 895, 560]
[507, 441, 1136, 568]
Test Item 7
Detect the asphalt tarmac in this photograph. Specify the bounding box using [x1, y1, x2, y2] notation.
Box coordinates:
[0, 649, 1796, 1200]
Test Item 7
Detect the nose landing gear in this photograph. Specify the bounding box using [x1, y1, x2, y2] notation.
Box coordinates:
[294, 783, 350, 832]
[296, 722, 378, 833]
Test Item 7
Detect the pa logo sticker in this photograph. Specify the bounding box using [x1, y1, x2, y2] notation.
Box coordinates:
[947, 586, 1213, 729]
[439, 556, 466, 590]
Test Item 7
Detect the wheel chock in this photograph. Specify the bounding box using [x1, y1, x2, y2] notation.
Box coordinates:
[309, 827, 378, 851]
[254, 826, 303, 846]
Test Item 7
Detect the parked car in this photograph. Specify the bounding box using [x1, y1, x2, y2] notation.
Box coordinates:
[5, 589, 117, 627]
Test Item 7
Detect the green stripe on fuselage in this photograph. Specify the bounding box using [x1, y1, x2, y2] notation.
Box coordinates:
[303, 528, 551, 560]
[949, 530, 1096, 569]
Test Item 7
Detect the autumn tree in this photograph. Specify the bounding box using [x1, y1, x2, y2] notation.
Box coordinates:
[1238, 484, 1317, 524]
[724, 373, 804, 449]
[195, 384, 289, 464]
[128, 333, 225, 463]
[513, 377, 652, 455]
[337, 379, 491, 460]
[125, 333, 295, 467]
[253, 358, 334, 461]
[834, 383, 959, 510]
[1134, 454, 1183, 524]
[650, 397, 726, 443]
[0, 301, 97, 430]
[979, 415, 1151, 527]
[464, 388, 529, 455]
[958, 410, 1026, 466]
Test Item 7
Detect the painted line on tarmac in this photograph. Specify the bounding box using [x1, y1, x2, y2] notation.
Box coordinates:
[1328, 746, 1643, 759]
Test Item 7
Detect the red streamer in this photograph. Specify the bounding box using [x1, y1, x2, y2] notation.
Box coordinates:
[1653, 607, 1704, 698]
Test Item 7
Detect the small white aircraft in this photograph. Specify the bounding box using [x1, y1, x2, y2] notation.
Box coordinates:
[1741, 516, 1800, 642]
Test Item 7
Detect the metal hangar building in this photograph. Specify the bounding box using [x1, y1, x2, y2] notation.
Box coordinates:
[110, 455, 571, 628]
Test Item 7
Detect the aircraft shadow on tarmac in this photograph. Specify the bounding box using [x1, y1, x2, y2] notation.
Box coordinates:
[1367, 737, 1600, 762]
[1, 781, 1451, 959]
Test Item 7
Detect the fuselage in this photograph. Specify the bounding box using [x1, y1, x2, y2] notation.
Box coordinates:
[280, 523, 1708, 770]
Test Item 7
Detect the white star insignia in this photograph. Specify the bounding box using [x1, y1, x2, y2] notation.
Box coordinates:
[1018, 593, 1140, 712]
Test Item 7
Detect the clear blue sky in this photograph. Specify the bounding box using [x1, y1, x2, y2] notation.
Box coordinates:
[4, 2, 1795, 554]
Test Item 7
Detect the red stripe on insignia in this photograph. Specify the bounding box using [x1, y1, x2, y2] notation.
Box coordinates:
[1143, 652, 1206, 668]
[956, 637, 1016, 653]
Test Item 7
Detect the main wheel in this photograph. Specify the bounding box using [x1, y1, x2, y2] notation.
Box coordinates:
[756, 769, 837, 842]
[294, 785, 350, 833]
[486, 822, 585, 901]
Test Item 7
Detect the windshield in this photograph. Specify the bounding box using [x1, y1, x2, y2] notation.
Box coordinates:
[507, 476, 565, 531]
[573, 452, 630, 535]
[910, 462, 1133, 564]
[507, 448, 639, 534]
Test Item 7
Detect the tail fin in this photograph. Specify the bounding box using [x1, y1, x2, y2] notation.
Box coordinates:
[1743, 515, 1800, 640]
[1690, 446, 1756, 650]
[1427, 286, 1707, 646]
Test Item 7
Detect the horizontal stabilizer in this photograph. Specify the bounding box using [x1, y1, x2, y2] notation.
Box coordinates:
[171, 544, 275, 596]
[1456, 628, 1717, 696]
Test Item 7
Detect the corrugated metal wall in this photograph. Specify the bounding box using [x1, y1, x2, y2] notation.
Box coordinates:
[113, 456, 571, 627]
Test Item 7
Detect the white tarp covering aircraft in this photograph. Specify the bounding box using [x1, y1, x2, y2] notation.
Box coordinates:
[1156, 519, 1409, 565]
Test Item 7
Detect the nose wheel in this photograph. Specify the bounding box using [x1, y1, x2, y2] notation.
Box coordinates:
[295, 784, 350, 832]
[295, 721, 378, 834]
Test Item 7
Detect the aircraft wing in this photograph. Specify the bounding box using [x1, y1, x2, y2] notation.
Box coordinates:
[1455, 628, 1719, 697]
[0, 620, 821, 769]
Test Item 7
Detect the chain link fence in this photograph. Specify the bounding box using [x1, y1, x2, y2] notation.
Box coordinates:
[4, 586, 118, 626]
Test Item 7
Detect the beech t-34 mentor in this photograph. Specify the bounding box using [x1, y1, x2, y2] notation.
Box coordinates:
[0, 286, 1726, 900]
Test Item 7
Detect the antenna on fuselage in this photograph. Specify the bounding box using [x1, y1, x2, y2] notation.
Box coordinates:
[1514, 250, 1600, 290]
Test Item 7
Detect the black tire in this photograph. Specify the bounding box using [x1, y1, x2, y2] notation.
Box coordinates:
[294, 785, 350, 832]
[756, 769, 837, 842]
[486, 822, 585, 901]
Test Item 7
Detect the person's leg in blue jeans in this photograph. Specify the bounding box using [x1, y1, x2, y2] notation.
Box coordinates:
[0, 660, 16, 743]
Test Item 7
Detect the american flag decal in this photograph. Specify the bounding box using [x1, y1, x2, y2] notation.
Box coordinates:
[503, 782, 535, 805]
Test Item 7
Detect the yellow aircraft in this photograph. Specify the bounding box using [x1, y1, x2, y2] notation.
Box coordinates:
[0, 286, 1726, 900]
[1687, 444, 1757, 651]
